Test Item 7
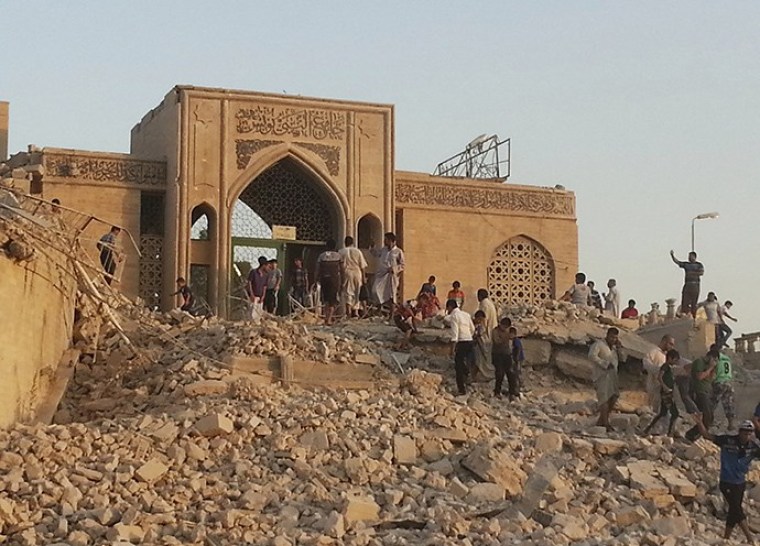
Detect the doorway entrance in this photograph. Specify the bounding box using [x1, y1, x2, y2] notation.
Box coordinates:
[229, 156, 343, 318]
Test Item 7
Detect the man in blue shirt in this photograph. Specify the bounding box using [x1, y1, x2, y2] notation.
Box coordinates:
[695, 417, 760, 542]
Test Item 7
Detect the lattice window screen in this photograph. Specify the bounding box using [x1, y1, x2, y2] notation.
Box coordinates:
[139, 234, 163, 309]
[487, 236, 554, 308]
[237, 159, 336, 242]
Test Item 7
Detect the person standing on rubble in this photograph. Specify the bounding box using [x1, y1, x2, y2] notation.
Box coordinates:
[562, 272, 591, 306]
[263, 258, 282, 314]
[587, 281, 604, 311]
[477, 289, 499, 337]
[315, 239, 343, 325]
[371, 232, 405, 312]
[712, 344, 736, 431]
[643, 335, 676, 416]
[641, 349, 680, 436]
[247, 257, 270, 318]
[290, 257, 309, 308]
[603, 278, 620, 318]
[172, 277, 195, 313]
[446, 299, 476, 396]
[491, 317, 512, 398]
[685, 346, 719, 442]
[670, 250, 704, 319]
[589, 327, 624, 431]
[97, 226, 121, 285]
[693, 416, 760, 543]
[339, 236, 368, 318]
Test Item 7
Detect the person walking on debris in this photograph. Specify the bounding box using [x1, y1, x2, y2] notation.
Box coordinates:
[685, 346, 720, 442]
[471, 310, 495, 382]
[603, 278, 620, 318]
[371, 232, 405, 310]
[621, 299, 639, 319]
[589, 327, 624, 431]
[587, 281, 604, 311]
[447, 281, 465, 309]
[290, 257, 309, 307]
[315, 239, 343, 326]
[642, 349, 681, 436]
[446, 299, 476, 396]
[670, 250, 704, 319]
[97, 226, 121, 285]
[693, 416, 760, 543]
[172, 277, 195, 313]
[698, 291, 722, 342]
[247, 256, 269, 317]
[477, 289, 499, 335]
[492, 317, 512, 398]
[263, 258, 282, 314]
[508, 326, 524, 401]
[339, 236, 368, 318]
[673, 355, 699, 425]
[644, 335, 676, 415]
[712, 344, 736, 431]
[717, 300, 738, 349]
[562, 272, 591, 306]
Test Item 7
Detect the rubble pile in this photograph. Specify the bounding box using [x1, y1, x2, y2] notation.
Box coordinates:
[0, 276, 753, 545]
[0, 292, 756, 546]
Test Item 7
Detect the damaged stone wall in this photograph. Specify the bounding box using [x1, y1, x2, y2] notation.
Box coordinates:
[0, 220, 77, 428]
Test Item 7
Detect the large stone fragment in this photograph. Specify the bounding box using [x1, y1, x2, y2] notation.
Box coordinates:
[462, 442, 527, 497]
[553, 349, 595, 381]
[466, 483, 505, 503]
[593, 438, 627, 455]
[135, 458, 168, 483]
[616, 505, 650, 527]
[183, 379, 229, 396]
[515, 455, 561, 517]
[651, 516, 691, 536]
[656, 466, 697, 499]
[195, 413, 234, 437]
[401, 369, 443, 395]
[343, 493, 380, 524]
[522, 338, 552, 366]
[534, 432, 563, 454]
[393, 435, 417, 464]
[627, 460, 669, 499]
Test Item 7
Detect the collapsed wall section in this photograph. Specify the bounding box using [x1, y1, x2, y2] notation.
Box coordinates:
[0, 225, 77, 428]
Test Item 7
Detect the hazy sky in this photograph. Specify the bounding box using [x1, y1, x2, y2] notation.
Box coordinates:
[3, 2, 759, 333]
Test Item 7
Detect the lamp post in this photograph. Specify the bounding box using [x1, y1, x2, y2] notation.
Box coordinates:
[691, 212, 719, 252]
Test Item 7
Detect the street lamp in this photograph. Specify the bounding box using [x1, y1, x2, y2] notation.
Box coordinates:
[691, 212, 719, 252]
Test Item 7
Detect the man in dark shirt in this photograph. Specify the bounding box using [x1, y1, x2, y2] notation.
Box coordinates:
[642, 349, 680, 436]
[290, 258, 309, 307]
[694, 417, 760, 542]
[172, 277, 194, 312]
[491, 317, 512, 398]
[97, 226, 121, 285]
[315, 239, 343, 325]
[670, 250, 704, 319]
[685, 347, 719, 442]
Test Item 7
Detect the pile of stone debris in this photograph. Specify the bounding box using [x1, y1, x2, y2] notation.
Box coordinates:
[0, 298, 755, 545]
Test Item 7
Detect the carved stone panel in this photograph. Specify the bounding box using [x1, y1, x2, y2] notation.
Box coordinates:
[44, 154, 167, 187]
[294, 142, 340, 176]
[395, 181, 574, 217]
[235, 106, 346, 141]
[235, 139, 280, 170]
[488, 236, 554, 308]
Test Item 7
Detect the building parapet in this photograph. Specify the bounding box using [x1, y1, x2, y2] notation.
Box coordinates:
[42, 148, 167, 188]
[394, 171, 575, 219]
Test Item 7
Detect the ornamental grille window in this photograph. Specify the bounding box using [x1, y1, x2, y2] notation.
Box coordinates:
[236, 158, 337, 242]
[487, 236, 554, 308]
[139, 193, 164, 309]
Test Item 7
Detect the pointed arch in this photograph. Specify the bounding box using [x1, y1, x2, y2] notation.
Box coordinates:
[357, 213, 383, 249]
[227, 142, 349, 222]
[487, 235, 555, 308]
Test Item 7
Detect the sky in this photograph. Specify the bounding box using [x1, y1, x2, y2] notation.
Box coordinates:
[2, 1, 759, 333]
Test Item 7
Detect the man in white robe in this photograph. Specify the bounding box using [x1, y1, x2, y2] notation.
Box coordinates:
[371, 232, 405, 307]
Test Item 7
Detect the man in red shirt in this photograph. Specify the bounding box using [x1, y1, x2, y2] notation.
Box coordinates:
[621, 299, 639, 319]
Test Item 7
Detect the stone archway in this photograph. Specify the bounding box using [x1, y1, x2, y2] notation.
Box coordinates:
[235, 157, 340, 243]
[487, 235, 555, 308]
